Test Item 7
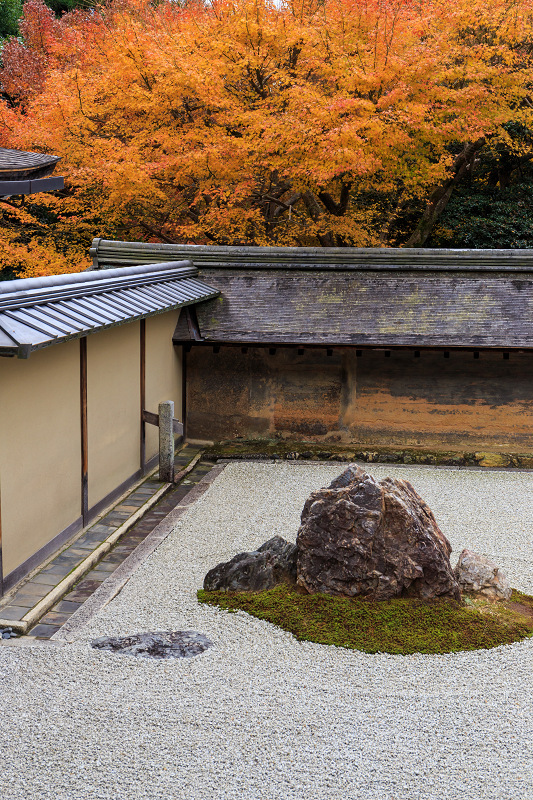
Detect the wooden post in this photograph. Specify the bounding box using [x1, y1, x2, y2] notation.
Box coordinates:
[181, 345, 187, 441]
[0, 480, 3, 597]
[140, 319, 146, 474]
[159, 400, 175, 482]
[80, 337, 88, 525]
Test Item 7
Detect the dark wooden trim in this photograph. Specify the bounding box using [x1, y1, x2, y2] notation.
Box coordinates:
[142, 409, 159, 426]
[80, 337, 88, 526]
[182, 345, 187, 440]
[2, 516, 83, 595]
[176, 341, 533, 354]
[0, 481, 3, 597]
[184, 306, 203, 341]
[140, 319, 146, 475]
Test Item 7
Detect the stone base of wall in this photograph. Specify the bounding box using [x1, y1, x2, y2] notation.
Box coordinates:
[203, 440, 533, 469]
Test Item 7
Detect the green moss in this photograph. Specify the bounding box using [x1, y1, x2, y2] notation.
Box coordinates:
[203, 439, 533, 469]
[197, 584, 533, 655]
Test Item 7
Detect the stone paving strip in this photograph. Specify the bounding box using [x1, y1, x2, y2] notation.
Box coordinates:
[0, 444, 211, 638]
[52, 461, 228, 644]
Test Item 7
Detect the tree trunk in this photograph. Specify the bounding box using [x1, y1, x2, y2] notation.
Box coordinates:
[404, 139, 485, 248]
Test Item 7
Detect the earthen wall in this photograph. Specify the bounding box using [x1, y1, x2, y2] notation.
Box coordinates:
[186, 347, 533, 452]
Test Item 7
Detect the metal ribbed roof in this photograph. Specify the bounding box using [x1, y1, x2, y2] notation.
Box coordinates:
[0, 261, 220, 358]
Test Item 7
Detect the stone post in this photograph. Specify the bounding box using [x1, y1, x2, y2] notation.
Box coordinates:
[159, 400, 174, 482]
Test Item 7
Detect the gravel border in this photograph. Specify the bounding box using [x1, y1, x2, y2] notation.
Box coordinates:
[1, 461, 533, 800]
[52, 463, 228, 643]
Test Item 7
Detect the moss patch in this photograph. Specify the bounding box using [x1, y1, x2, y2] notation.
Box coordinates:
[204, 439, 533, 469]
[197, 584, 533, 655]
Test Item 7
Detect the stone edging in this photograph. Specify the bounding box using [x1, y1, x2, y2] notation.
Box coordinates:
[207, 446, 533, 469]
[51, 463, 228, 643]
[0, 482, 172, 634]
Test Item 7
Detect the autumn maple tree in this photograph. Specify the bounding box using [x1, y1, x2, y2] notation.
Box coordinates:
[2, 0, 533, 275]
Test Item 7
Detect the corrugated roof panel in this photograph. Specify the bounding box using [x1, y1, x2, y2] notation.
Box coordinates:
[25, 305, 86, 335]
[0, 263, 219, 357]
[103, 290, 148, 316]
[137, 283, 178, 305]
[74, 296, 122, 325]
[40, 302, 95, 333]
[14, 306, 75, 335]
[3, 309, 59, 337]
[59, 298, 108, 326]
[124, 286, 166, 311]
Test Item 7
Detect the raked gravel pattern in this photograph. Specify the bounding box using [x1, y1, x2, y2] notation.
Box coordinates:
[2, 461, 533, 800]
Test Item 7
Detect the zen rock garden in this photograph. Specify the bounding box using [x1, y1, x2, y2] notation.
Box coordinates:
[204, 464, 510, 602]
[200, 465, 526, 655]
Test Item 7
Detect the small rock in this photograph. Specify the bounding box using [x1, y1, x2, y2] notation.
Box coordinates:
[203, 535, 297, 592]
[454, 549, 511, 600]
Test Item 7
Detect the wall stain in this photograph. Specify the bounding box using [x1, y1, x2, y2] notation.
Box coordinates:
[186, 347, 533, 451]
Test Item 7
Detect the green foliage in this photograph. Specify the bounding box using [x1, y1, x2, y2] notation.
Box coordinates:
[45, 0, 95, 14]
[428, 182, 533, 249]
[0, 0, 23, 38]
[429, 123, 533, 248]
[198, 584, 533, 655]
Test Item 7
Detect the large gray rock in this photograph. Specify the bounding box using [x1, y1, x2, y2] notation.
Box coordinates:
[203, 535, 297, 592]
[296, 465, 461, 601]
[454, 549, 511, 600]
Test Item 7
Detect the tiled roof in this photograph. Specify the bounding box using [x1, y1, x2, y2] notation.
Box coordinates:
[90, 240, 533, 349]
[90, 239, 533, 272]
[0, 147, 61, 179]
[179, 271, 533, 348]
[0, 262, 220, 358]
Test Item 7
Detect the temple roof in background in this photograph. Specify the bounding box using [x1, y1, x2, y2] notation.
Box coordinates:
[0, 146, 64, 196]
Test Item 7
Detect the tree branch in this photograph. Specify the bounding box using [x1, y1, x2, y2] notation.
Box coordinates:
[127, 217, 178, 244]
[318, 181, 351, 216]
[404, 138, 486, 248]
[303, 190, 335, 247]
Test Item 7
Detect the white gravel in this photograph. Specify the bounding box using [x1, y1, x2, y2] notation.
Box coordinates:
[2, 461, 533, 800]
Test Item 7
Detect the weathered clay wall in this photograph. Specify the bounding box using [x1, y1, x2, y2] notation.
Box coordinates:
[186, 346, 533, 451]
[348, 350, 533, 450]
[187, 347, 343, 441]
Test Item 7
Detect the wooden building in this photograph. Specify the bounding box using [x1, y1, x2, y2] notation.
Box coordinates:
[92, 240, 533, 455]
[0, 261, 218, 595]
[0, 146, 64, 197]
